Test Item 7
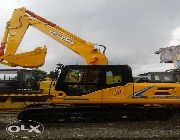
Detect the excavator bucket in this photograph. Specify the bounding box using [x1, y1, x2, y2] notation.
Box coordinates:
[2, 47, 47, 68]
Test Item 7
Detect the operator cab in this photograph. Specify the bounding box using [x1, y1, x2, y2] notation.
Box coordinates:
[0, 69, 38, 91]
[55, 65, 133, 96]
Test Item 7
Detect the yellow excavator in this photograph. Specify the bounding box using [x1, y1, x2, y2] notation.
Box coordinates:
[1, 7, 180, 121]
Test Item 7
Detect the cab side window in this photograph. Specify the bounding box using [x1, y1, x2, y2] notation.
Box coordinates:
[106, 67, 122, 86]
[63, 67, 100, 96]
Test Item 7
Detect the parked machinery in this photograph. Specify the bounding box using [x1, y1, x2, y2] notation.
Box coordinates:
[1, 8, 180, 121]
[136, 70, 180, 83]
[0, 69, 49, 109]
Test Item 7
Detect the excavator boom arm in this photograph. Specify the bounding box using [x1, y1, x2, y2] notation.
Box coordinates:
[0, 7, 108, 68]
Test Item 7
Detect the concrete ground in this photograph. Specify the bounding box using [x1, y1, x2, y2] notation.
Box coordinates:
[1, 111, 180, 139]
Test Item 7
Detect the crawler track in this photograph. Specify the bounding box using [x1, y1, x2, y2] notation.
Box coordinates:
[17, 104, 173, 123]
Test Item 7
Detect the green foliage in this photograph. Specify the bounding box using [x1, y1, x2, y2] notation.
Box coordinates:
[48, 63, 64, 80]
[49, 70, 59, 80]
[34, 69, 47, 82]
